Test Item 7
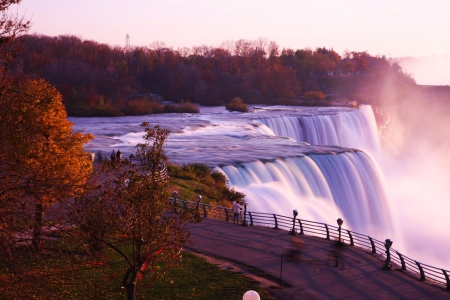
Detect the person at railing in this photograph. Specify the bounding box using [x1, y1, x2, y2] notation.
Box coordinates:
[232, 200, 242, 224]
[116, 150, 122, 162]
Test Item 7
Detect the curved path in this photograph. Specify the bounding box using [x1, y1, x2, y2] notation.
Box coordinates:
[185, 218, 450, 300]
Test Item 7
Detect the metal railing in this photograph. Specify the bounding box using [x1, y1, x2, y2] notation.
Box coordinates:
[172, 197, 450, 291]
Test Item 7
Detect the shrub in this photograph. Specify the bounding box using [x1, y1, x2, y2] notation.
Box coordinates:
[178, 100, 200, 113]
[163, 101, 200, 113]
[122, 99, 164, 115]
[304, 91, 327, 100]
[225, 97, 248, 112]
[167, 163, 211, 180]
[221, 187, 246, 202]
[183, 163, 211, 178]
[211, 171, 227, 184]
[164, 104, 178, 113]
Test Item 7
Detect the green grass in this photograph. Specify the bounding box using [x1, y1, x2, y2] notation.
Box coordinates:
[0, 249, 274, 299]
[144, 251, 274, 300]
[167, 163, 245, 207]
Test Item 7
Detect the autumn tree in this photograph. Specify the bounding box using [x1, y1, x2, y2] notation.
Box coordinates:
[0, 0, 31, 94]
[71, 124, 200, 300]
[0, 79, 93, 253]
[352, 51, 370, 74]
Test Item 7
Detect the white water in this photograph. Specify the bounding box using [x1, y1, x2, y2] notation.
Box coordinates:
[70, 103, 450, 270]
[256, 105, 380, 153]
[220, 151, 391, 237]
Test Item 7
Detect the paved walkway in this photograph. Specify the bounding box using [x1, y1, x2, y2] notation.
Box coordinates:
[185, 218, 450, 300]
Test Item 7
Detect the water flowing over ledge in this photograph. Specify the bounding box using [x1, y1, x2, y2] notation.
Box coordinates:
[71, 105, 388, 235]
[256, 104, 380, 152]
[219, 150, 391, 236]
[69, 103, 450, 270]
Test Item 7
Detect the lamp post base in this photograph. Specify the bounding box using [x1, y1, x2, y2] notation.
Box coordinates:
[382, 261, 392, 270]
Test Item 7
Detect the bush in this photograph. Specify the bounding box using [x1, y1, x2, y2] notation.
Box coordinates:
[304, 91, 327, 100]
[164, 104, 178, 113]
[183, 163, 211, 178]
[211, 171, 227, 184]
[163, 101, 200, 113]
[225, 97, 248, 112]
[178, 100, 200, 113]
[221, 187, 246, 202]
[167, 163, 211, 181]
[121, 99, 164, 115]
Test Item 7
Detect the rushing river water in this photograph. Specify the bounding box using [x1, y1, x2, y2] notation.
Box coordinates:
[70, 104, 450, 270]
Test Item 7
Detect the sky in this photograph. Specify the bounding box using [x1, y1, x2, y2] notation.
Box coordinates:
[13, 0, 450, 84]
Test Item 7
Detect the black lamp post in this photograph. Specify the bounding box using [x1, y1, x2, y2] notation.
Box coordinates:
[383, 238, 393, 270]
[172, 191, 178, 212]
[337, 218, 344, 243]
[196, 195, 202, 211]
[241, 202, 249, 226]
[289, 209, 298, 235]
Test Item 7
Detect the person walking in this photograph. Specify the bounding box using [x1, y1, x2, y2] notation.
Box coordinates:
[110, 150, 116, 162]
[116, 150, 122, 162]
[232, 201, 242, 224]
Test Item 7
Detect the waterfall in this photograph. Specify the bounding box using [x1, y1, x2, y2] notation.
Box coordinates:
[257, 105, 380, 152]
[220, 150, 391, 236]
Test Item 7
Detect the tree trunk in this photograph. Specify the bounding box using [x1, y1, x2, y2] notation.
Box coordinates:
[32, 203, 43, 251]
[124, 281, 136, 300]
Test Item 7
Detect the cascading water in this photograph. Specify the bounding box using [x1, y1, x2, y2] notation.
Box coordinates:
[219, 150, 392, 236]
[256, 105, 380, 153]
[71, 103, 450, 269]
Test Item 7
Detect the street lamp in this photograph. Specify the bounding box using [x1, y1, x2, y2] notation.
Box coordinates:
[289, 209, 298, 235]
[172, 191, 178, 212]
[243, 290, 260, 300]
[241, 202, 249, 226]
[382, 238, 393, 270]
[336, 218, 344, 243]
[196, 195, 202, 211]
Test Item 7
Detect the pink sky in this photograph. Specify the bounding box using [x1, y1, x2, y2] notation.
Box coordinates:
[15, 0, 450, 84]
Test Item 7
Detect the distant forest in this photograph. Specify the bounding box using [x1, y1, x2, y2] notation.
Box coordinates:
[17, 35, 415, 116]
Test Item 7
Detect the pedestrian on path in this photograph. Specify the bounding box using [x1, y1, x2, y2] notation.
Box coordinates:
[232, 201, 242, 224]
[116, 149, 122, 162]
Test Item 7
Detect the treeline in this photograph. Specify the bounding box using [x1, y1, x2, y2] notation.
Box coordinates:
[18, 35, 414, 116]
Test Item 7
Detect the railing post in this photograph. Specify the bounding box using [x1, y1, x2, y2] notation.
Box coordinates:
[224, 208, 229, 221]
[368, 237, 376, 254]
[442, 269, 450, 291]
[202, 204, 207, 218]
[241, 202, 249, 226]
[297, 219, 304, 235]
[324, 224, 330, 240]
[273, 214, 279, 229]
[347, 230, 354, 246]
[396, 251, 406, 270]
[182, 200, 188, 210]
[415, 261, 426, 281]
[248, 212, 253, 226]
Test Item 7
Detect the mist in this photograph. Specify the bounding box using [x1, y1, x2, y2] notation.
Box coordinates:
[397, 55, 450, 86]
[375, 77, 450, 269]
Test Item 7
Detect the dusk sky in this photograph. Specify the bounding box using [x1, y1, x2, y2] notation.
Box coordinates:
[15, 0, 450, 59]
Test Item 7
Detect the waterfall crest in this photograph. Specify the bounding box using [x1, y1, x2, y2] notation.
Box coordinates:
[257, 105, 379, 152]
